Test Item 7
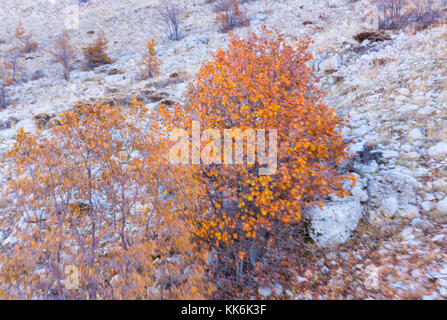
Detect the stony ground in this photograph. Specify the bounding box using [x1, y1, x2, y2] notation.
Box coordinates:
[0, 0, 446, 299]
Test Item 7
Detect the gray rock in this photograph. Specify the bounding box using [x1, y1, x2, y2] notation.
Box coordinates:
[355, 160, 378, 173]
[438, 278, 447, 288]
[397, 87, 410, 96]
[366, 170, 420, 225]
[379, 197, 399, 218]
[397, 205, 419, 219]
[0, 120, 11, 130]
[408, 128, 423, 140]
[382, 150, 399, 159]
[417, 106, 436, 116]
[258, 287, 272, 298]
[433, 179, 447, 193]
[395, 95, 408, 103]
[422, 293, 440, 300]
[421, 201, 434, 212]
[308, 197, 363, 248]
[410, 217, 433, 229]
[272, 283, 283, 296]
[402, 152, 420, 161]
[15, 118, 35, 133]
[431, 234, 445, 242]
[400, 227, 415, 241]
[436, 198, 447, 214]
[398, 104, 418, 118]
[437, 91, 447, 104]
[413, 167, 430, 178]
[351, 186, 369, 202]
[428, 142, 447, 159]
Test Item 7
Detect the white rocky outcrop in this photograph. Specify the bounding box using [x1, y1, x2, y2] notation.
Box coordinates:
[366, 170, 421, 225]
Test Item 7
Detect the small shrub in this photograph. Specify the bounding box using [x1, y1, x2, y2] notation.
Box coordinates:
[50, 31, 76, 80]
[156, 2, 183, 41]
[214, 0, 249, 32]
[82, 29, 113, 69]
[0, 60, 14, 108]
[139, 39, 161, 80]
[374, 0, 444, 30]
[412, 0, 437, 28]
[14, 21, 38, 54]
[374, 0, 405, 29]
[4, 46, 26, 83]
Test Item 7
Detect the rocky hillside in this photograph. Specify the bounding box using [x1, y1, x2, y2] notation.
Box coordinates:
[0, 0, 446, 299]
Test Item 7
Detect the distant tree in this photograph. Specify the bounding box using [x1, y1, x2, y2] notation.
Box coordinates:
[50, 31, 76, 80]
[139, 39, 161, 79]
[14, 21, 38, 54]
[3, 47, 24, 83]
[0, 60, 14, 108]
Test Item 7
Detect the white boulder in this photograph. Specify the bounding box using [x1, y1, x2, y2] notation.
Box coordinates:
[436, 198, 447, 215]
[408, 128, 423, 141]
[378, 197, 399, 218]
[308, 197, 364, 248]
[428, 142, 447, 159]
[437, 91, 447, 104]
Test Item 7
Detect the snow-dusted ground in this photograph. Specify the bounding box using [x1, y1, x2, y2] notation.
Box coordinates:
[1, 0, 447, 299]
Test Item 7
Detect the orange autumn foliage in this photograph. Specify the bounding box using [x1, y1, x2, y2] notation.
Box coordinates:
[0, 101, 212, 299]
[14, 21, 38, 54]
[82, 29, 113, 69]
[162, 28, 354, 267]
[140, 39, 161, 79]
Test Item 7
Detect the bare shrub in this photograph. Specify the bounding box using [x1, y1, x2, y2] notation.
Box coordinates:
[50, 31, 76, 80]
[374, 0, 445, 30]
[3, 47, 25, 83]
[412, 0, 437, 28]
[156, 2, 183, 41]
[0, 60, 14, 108]
[374, 0, 405, 29]
[214, 0, 249, 32]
